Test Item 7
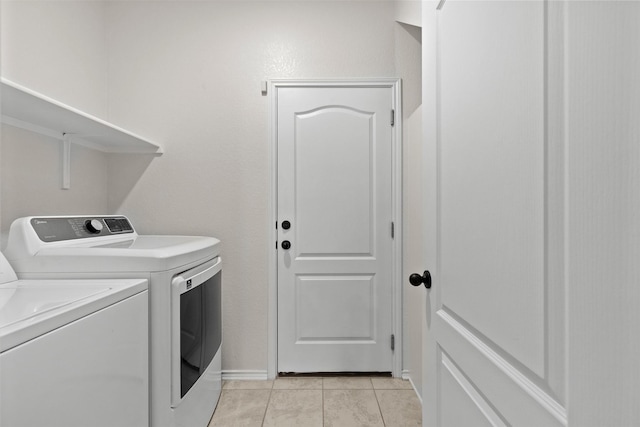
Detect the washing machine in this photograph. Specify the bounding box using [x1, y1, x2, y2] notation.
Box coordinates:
[4, 215, 222, 427]
[0, 251, 149, 427]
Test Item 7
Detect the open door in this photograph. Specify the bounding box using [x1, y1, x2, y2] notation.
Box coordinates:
[421, 1, 640, 425]
[421, 1, 566, 425]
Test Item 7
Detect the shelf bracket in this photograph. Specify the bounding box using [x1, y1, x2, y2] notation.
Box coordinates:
[62, 133, 72, 190]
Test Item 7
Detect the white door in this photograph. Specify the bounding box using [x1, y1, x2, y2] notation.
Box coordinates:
[422, 0, 640, 425]
[421, 1, 567, 425]
[275, 81, 396, 373]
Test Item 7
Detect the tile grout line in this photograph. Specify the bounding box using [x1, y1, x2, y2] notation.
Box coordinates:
[260, 382, 274, 427]
[372, 382, 388, 426]
[322, 378, 325, 427]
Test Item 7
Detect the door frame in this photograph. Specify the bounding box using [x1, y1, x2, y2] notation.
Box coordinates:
[267, 79, 403, 379]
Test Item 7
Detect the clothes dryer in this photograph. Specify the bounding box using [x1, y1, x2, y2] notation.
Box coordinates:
[4, 215, 222, 427]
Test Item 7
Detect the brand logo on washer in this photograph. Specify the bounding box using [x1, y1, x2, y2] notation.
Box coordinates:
[187, 279, 192, 289]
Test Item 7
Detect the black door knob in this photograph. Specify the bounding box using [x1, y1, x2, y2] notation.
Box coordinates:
[282, 221, 291, 230]
[281, 240, 291, 250]
[409, 270, 431, 288]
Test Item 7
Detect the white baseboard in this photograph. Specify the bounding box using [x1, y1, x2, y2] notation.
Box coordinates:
[401, 370, 423, 405]
[222, 370, 269, 381]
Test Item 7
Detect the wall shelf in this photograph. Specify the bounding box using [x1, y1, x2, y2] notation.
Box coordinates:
[1, 77, 163, 155]
[1, 77, 162, 189]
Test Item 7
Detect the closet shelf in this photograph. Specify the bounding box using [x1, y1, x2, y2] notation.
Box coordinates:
[1, 77, 163, 155]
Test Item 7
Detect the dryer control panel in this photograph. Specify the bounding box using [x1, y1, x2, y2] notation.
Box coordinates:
[30, 216, 134, 242]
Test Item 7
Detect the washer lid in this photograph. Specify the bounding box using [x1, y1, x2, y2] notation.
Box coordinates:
[0, 278, 147, 352]
[0, 252, 18, 285]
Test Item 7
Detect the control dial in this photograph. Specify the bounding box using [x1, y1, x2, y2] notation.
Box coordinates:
[85, 219, 104, 234]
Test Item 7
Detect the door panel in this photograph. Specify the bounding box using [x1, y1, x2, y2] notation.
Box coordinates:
[276, 82, 396, 373]
[295, 275, 375, 342]
[440, 353, 501, 427]
[439, 0, 545, 377]
[423, 1, 566, 425]
[295, 107, 373, 257]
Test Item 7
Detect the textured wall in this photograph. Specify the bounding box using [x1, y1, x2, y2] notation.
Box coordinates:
[0, 0, 108, 117]
[0, 0, 110, 246]
[396, 22, 423, 396]
[1, 126, 109, 247]
[105, 1, 397, 374]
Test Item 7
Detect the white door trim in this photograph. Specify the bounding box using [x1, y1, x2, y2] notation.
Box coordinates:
[267, 79, 403, 379]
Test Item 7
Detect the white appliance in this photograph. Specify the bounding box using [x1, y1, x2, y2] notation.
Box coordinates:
[4, 215, 222, 427]
[0, 252, 149, 427]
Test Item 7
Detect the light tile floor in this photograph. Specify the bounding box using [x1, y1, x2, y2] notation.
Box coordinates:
[209, 377, 421, 427]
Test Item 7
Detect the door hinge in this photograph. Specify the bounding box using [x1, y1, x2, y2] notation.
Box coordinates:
[391, 221, 395, 239]
[391, 334, 395, 351]
[391, 109, 395, 127]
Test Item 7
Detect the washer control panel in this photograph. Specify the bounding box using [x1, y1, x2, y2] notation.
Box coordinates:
[30, 216, 134, 242]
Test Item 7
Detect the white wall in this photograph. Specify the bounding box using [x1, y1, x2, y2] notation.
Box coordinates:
[104, 1, 397, 374]
[395, 21, 424, 396]
[1, 126, 109, 244]
[395, 0, 421, 27]
[0, 0, 108, 117]
[0, 0, 110, 246]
